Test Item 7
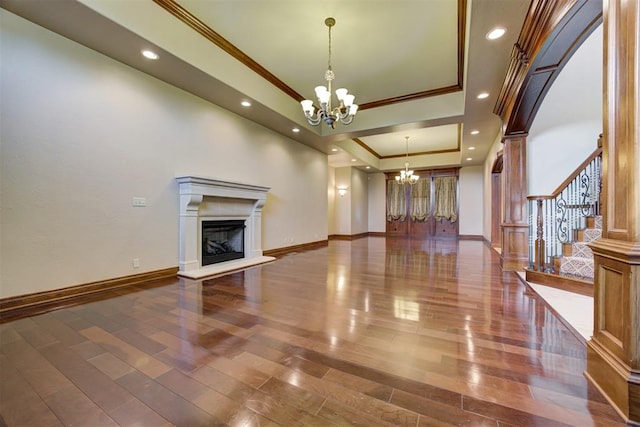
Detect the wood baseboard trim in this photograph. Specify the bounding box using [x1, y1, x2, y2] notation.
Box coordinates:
[524, 268, 593, 297]
[328, 233, 369, 241]
[263, 240, 328, 258]
[0, 267, 178, 322]
[367, 232, 387, 237]
[482, 236, 492, 247]
[584, 370, 634, 426]
[586, 340, 635, 424]
[459, 234, 483, 241]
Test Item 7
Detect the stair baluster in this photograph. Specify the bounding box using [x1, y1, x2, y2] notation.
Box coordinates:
[526, 147, 602, 278]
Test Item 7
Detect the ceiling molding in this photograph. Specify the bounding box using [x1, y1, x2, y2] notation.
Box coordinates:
[358, 85, 462, 111]
[381, 146, 460, 160]
[354, 125, 461, 159]
[353, 138, 380, 158]
[152, 0, 467, 111]
[152, 0, 304, 101]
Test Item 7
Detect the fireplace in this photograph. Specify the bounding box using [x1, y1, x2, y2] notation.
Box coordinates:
[176, 176, 275, 279]
[202, 220, 245, 265]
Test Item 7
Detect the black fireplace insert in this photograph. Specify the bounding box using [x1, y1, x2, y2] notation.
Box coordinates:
[201, 220, 245, 266]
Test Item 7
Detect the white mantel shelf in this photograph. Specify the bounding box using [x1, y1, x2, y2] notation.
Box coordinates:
[176, 176, 271, 198]
[176, 175, 274, 279]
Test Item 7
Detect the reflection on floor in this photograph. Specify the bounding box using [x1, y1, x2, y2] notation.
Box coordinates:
[0, 238, 622, 426]
[517, 271, 593, 341]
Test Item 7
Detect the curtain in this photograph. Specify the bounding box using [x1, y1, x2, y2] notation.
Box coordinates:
[410, 178, 430, 221]
[434, 176, 458, 222]
[386, 180, 406, 221]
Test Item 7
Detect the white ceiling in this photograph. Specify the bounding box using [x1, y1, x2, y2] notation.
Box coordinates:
[1, 0, 530, 172]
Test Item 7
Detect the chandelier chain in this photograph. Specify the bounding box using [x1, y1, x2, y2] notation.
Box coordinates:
[327, 24, 332, 71]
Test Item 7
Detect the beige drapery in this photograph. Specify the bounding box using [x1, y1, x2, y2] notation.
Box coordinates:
[410, 178, 430, 221]
[386, 180, 406, 221]
[434, 176, 458, 222]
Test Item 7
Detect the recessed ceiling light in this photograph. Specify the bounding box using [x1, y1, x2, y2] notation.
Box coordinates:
[292, 128, 300, 133]
[331, 148, 339, 152]
[469, 146, 476, 150]
[351, 158, 357, 162]
[466, 157, 473, 161]
[486, 27, 506, 40]
[365, 166, 371, 169]
[470, 130, 480, 135]
[477, 92, 489, 99]
[241, 101, 251, 107]
[141, 50, 159, 60]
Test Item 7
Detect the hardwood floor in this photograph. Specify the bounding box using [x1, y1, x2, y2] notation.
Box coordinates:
[0, 237, 626, 426]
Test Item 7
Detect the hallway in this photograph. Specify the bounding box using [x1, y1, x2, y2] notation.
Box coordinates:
[0, 238, 624, 426]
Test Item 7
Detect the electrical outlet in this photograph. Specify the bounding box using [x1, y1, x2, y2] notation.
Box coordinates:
[132, 197, 146, 207]
[132, 258, 140, 268]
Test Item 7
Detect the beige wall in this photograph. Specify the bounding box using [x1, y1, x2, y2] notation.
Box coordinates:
[330, 166, 369, 235]
[368, 173, 386, 233]
[0, 11, 328, 298]
[459, 166, 483, 236]
[333, 167, 352, 235]
[350, 168, 369, 235]
[327, 167, 337, 235]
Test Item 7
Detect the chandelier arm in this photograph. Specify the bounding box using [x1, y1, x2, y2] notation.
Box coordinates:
[304, 112, 323, 126]
[336, 105, 351, 119]
[339, 114, 355, 125]
[330, 106, 345, 118]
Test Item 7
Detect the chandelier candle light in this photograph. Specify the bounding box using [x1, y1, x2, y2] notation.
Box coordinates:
[396, 136, 419, 184]
[301, 17, 358, 129]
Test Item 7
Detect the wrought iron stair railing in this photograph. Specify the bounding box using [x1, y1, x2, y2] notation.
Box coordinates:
[526, 146, 602, 272]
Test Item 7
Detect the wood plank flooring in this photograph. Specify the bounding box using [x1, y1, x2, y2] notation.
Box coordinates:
[0, 237, 626, 426]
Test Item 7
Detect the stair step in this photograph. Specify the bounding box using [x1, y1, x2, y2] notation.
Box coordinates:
[576, 227, 602, 242]
[590, 215, 603, 230]
[571, 241, 593, 258]
[560, 256, 594, 280]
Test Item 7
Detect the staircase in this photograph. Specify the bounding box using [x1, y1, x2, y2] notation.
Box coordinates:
[525, 144, 602, 296]
[556, 215, 602, 281]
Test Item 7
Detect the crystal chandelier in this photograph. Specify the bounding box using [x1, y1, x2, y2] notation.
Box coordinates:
[300, 17, 358, 129]
[396, 136, 419, 184]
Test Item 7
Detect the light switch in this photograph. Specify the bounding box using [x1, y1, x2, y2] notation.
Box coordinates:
[132, 197, 146, 207]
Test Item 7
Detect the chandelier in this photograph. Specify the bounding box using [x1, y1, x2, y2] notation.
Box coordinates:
[300, 17, 358, 129]
[395, 136, 419, 184]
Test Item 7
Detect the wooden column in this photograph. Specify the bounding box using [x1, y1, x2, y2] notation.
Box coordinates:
[500, 135, 529, 271]
[585, 0, 640, 424]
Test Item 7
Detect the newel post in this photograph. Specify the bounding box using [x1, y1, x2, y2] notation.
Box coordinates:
[585, 0, 640, 423]
[500, 134, 529, 271]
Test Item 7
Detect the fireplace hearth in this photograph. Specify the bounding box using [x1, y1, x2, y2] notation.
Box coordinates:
[202, 220, 245, 265]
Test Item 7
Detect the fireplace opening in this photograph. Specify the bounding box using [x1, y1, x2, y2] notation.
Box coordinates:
[201, 220, 245, 266]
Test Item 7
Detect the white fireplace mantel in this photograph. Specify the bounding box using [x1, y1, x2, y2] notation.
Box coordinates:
[176, 176, 274, 279]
